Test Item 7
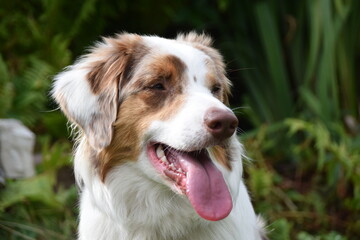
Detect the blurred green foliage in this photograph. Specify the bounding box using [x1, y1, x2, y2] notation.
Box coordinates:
[0, 138, 76, 239]
[0, 0, 359, 239]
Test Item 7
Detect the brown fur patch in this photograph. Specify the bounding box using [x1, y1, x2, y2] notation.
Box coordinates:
[86, 34, 149, 94]
[200, 48, 231, 106]
[209, 145, 232, 170]
[98, 54, 187, 180]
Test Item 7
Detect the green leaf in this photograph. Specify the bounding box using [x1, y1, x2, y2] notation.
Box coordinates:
[299, 87, 323, 119]
[304, 0, 322, 86]
[248, 167, 273, 198]
[254, 2, 293, 120]
[0, 173, 61, 211]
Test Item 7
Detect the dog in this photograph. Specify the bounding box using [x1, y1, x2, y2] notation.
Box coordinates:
[52, 32, 267, 240]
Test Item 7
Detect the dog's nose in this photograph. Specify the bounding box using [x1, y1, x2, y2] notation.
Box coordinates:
[204, 107, 238, 140]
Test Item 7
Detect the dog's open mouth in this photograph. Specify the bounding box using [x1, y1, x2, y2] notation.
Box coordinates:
[147, 143, 233, 221]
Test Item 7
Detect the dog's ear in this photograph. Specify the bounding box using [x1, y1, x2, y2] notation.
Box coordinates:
[52, 34, 146, 151]
[176, 32, 213, 47]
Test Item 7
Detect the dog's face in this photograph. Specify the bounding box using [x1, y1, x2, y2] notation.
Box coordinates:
[53, 33, 239, 222]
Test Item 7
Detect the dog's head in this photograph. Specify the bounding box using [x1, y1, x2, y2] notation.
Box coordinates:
[52, 33, 239, 221]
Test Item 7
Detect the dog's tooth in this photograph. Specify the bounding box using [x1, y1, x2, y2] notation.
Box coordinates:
[156, 145, 165, 158]
[169, 163, 176, 170]
[160, 156, 168, 163]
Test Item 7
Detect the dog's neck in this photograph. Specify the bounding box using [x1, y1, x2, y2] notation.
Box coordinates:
[74, 141, 243, 240]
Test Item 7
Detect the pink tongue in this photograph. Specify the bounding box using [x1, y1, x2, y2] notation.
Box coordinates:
[178, 151, 233, 221]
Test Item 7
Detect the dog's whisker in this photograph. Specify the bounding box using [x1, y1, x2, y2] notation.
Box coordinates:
[227, 67, 256, 73]
[231, 106, 249, 111]
[236, 127, 246, 135]
[40, 107, 61, 113]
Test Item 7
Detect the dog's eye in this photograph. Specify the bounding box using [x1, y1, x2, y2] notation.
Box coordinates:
[150, 83, 166, 91]
[211, 84, 221, 94]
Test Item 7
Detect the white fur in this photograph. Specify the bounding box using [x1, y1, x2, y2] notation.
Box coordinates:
[53, 34, 266, 240]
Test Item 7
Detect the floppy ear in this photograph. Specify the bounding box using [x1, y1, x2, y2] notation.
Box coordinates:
[52, 34, 145, 151]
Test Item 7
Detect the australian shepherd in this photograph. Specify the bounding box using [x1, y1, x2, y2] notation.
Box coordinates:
[52, 32, 267, 240]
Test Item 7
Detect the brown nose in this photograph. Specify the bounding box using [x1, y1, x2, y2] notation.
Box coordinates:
[204, 107, 238, 140]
